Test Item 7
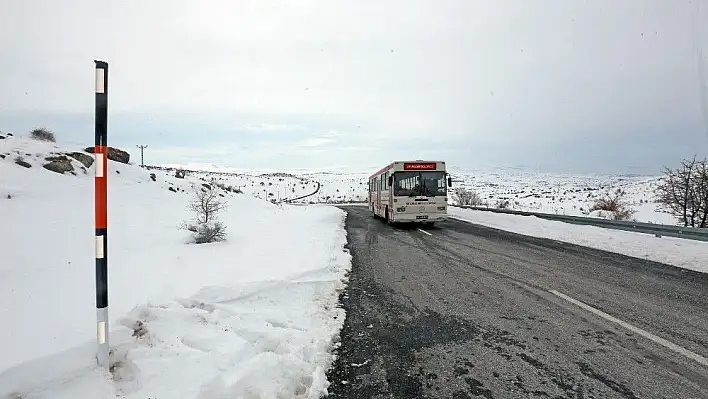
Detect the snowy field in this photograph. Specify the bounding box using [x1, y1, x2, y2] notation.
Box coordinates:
[0, 134, 351, 398]
[154, 165, 369, 204]
[448, 168, 675, 224]
[155, 163, 678, 225]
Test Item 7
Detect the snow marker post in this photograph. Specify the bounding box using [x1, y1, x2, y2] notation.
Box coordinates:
[94, 60, 110, 370]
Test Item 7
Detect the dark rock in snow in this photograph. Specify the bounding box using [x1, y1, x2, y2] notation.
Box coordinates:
[15, 158, 32, 168]
[43, 158, 74, 174]
[84, 146, 130, 164]
[68, 152, 94, 168]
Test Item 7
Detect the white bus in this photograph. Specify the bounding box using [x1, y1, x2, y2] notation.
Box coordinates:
[368, 160, 452, 226]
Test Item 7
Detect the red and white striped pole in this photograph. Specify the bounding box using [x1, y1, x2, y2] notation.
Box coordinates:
[94, 60, 109, 370]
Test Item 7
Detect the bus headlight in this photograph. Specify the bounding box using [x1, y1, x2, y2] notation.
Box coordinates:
[437, 206, 446, 211]
[396, 207, 406, 212]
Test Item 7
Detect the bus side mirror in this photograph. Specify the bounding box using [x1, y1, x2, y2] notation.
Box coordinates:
[388, 176, 393, 186]
[447, 177, 452, 187]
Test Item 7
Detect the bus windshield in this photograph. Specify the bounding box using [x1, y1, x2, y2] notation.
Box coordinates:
[393, 171, 447, 197]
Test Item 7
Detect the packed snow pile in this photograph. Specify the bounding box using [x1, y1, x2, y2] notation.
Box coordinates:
[448, 207, 708, 274]
[0, 133, 352, 398]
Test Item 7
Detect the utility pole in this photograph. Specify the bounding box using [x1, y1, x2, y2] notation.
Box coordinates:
[136, 145, 148, 168]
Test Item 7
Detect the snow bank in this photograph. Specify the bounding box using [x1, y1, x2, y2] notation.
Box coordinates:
[449, 207, 708, 274]
[0, 134, 351, 398]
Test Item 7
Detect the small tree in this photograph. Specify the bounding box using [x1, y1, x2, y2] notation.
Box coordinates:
[590, 188, 636, 221]
[182, 184, 228, 243]
[656, 156, 708, 228]
[697, 160, 708, 227]
[29, 127, 56, 142]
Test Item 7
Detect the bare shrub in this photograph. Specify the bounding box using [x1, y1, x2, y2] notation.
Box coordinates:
[192, 221, 227, 244]
[655, 156, 708, 228]
[590, 188, 636, 221]
[495, 199, 510, 209]
[182, 185, 228, 243]
[455, 187, 483, 206]
[29, 127, 56, 142]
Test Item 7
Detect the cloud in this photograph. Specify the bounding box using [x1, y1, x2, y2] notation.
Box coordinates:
[297, 138, 336, 147]
[243, 123, 300, 133]
[1, 0, 707, 173]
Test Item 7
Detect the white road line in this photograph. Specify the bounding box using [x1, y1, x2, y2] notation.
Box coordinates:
[417, 228, 433, 236]
[549, 289, 708, 368]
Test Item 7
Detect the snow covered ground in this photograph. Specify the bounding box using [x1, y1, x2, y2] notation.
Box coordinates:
[0, 134, 351, 398]
[2, 131, 704, 397]
[448, 168, 676, 225]
[156, 163, 678, 225]
[449, 207, 708, 274]
[149, 166, 368, 204]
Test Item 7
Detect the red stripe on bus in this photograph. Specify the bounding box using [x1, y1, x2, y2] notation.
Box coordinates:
[369, 162, 394, 179]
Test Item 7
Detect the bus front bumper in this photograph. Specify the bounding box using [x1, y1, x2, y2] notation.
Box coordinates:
[391, 212, 447, 223]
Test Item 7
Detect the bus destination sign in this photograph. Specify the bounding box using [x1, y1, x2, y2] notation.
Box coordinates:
[403, 162, 436, 170]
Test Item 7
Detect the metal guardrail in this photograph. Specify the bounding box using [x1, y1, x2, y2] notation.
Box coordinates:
[451, 205, 708, 242]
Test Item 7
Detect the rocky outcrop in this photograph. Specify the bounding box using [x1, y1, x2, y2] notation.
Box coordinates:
[84, 146, 130, 164]
[43, 155, 74, 174]
[15, 158, 31, 168]
[68, 152, 94, 168]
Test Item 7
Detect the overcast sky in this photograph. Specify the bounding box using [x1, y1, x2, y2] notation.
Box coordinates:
[1, 0, 707, 174]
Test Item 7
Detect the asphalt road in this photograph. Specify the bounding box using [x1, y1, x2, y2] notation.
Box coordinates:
[325, 206, 708, 399]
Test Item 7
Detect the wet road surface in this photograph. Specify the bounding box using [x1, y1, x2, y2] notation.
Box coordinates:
[325, 206, 708, 398]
